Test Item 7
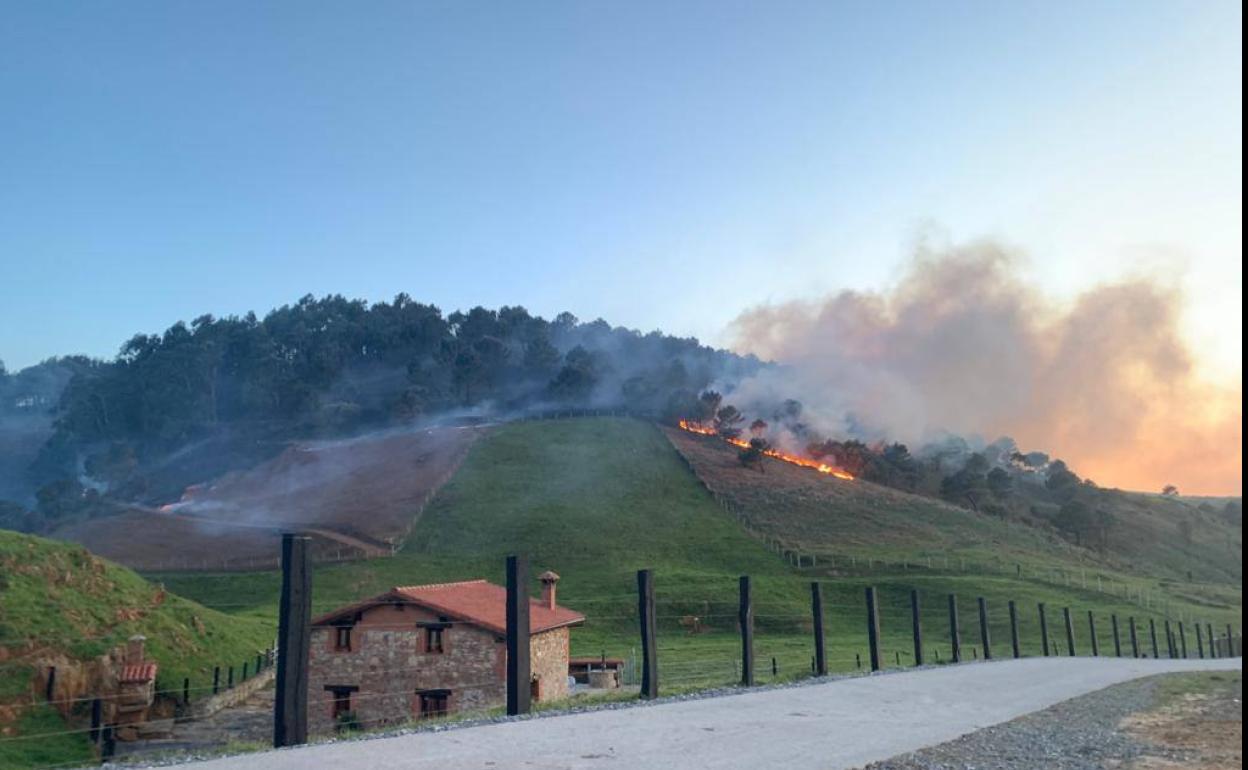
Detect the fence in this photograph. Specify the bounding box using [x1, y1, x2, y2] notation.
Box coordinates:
[3, 542, 1242, 769]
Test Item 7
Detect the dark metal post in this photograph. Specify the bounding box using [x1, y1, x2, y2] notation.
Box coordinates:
[1178, 622, 1187, 658]
[948, 594, 961, 663]
[506, 554, 531, 715]
[910, 589, 924, 666]
[1129, 617, 1140, 658]
[1063, 607, 1076, 656]
[213, 666, 220, 694]
[866, 587, 882, 671]
[1088, 612, 1099, 656]
[1206, 623, 1216, 658]
[811, 582, 827, 676]
[1227, 624, 1236, 657]
[242, 661, 249, 681]
[183, 677, 190, 705]
[90, 697, 102, 748]
[739, 576, 755, 685]
[1112, 615, 1122, 657]
[977, 597, 991, 660]
[1149, 618, 1159, 658]
[227, 666, 234, 689]
[1195, 622, 1205, 659]
[274, 533, 312, 748]
[45, 666, 56, 702]
[1008, 601, 1020, 658]
[1038, 603, 1050, 657]
[637, 569, 658, 698]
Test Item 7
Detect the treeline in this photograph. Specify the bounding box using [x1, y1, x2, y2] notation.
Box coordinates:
[0, 294, 760, 531]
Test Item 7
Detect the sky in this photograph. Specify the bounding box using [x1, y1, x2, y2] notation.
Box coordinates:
[0, 3, 1241, 375]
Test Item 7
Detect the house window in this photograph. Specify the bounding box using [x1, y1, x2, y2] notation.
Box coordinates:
[417, 689, 450, 719]
[325, 685, 358, 721]
[334, 626, 353, 652]
[421, 623, 447, 654]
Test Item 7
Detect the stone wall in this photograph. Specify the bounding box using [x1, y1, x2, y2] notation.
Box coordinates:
[307, 603, 506, 735]
[530, 626, 570, 701]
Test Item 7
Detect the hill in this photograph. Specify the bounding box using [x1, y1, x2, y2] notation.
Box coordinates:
[664, 426, 1243, 586]
[0, 531, 274, 769]
[156, 417, 1241, 700]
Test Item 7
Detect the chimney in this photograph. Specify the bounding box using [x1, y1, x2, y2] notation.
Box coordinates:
[126, 634, 147, 665]
[538, 571, 560, 610]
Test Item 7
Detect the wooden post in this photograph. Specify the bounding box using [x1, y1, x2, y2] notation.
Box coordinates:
[1063, 607, 1076, 656]
[1195, 622, 1205, 658]
[90, 697, 102, 748]
[739, 576, 755, 685]
[1038, 603, 1050, 657]
[1088, 612, 1099, 656]
[506, 554, 531, 715]
[1129, 617, 1140, 658]
[1008, 601, 1020, 658]
[1164, 620, 1175, 658]
[866, 587, 883, 671]
[1149, 619, 1159, 658]
[1178, 622, 1188, 658]
[948, 594, 961, 663]
[274, 533, 312, 748]
[977, 597, 991, 660]
[811, 582, 827, 676]
[637, 569, 658, 698]
[1112, 615, 1122, 657]
[910, 589, 924, 666]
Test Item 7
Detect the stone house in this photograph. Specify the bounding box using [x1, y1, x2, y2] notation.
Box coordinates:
[307, 571, 582, 734]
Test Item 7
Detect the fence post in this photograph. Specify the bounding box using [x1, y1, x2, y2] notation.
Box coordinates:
[1195, 622, 1205, 659]
[866, 587, 883, 671]
[1129, 617, 1140, 658]
[90, 697, 102, 748]
[637, 569, 658, 698]
[1008, 600, 1020, 658]
[1088, 612, 1099, 656]
[506, 554, 531, 715]
[274, 533, 312, 748]
[183, 677, 190, 705]
[1063, 607, 1076, 656]
[1038, 603, 1050, 657]
[911, 589, 924, 666]
[1206, 623, 1216, 659]
[213, 666, 220, 695]
[977, 597, 991, 660]
[811, 582, 827, 676]
[1164, 620, 1175, 658]
[1112, 615, 1122, 657]
[1149, 619, 1160, 658]
[948, 594, 962, 663]
[1178, 622, 1188, 658]
[1227, 624, 1236, 657]
[739, 576, 755, 685]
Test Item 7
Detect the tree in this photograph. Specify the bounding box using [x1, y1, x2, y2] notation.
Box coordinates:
[986, 467, 1013, 498]
[1045, 460, 1081, 501]
[714, 405, 745, 439]
[738, 438, 769, 473]
[1053, 499, 1095, 546]
[749, 419, 768, 436]
[1161, 484, 1179, 496]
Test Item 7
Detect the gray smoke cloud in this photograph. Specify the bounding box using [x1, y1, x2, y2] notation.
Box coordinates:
[724, 238, 1242, 495]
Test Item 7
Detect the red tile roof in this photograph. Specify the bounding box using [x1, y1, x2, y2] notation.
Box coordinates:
[118, 663, 158, 683]
[311, 579, 584, 636]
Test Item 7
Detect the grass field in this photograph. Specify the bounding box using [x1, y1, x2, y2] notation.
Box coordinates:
[156, 417, 1242, 695]
[0, 532, 276, 769]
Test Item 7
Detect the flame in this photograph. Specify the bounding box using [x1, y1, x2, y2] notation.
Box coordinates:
[677, 420, 855, 480]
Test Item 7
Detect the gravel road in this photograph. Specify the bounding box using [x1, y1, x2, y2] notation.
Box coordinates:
[168, 657, 1240, 770]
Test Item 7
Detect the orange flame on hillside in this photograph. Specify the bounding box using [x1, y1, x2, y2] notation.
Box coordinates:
[677, 420, 855, 480]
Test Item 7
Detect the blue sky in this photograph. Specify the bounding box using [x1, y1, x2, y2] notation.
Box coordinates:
[0, 0, 1241, 377]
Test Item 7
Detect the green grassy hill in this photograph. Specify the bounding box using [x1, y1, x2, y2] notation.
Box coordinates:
[0, 532, 274, 769]
[157, 417, 1241, 697]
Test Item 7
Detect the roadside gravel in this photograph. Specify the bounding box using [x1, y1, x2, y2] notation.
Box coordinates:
[863, 674, 1191, 770]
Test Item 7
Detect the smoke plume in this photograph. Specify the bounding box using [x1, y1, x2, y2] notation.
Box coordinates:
[727, 239, 1242, 495]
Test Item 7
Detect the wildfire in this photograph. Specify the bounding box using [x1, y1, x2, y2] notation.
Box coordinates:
[677, 420, 855, 480]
